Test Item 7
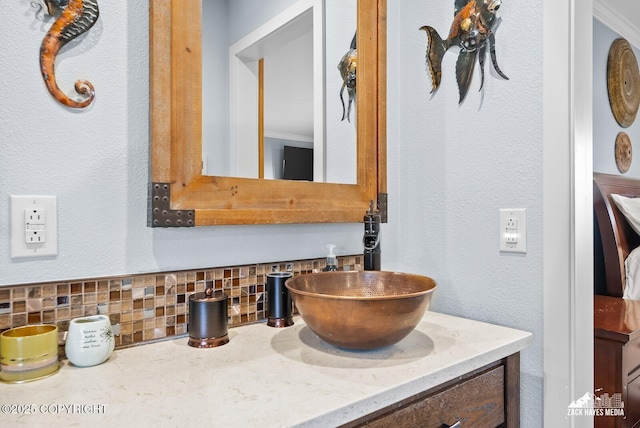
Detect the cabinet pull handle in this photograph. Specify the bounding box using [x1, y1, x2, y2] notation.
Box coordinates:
[441, 422, 461, 428]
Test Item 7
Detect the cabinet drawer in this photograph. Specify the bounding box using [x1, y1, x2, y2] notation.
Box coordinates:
[355, 365, 505, 428]
[629, 374, 640, 428]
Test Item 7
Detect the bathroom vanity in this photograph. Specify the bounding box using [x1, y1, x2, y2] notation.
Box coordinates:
[0, 312, 531, 427]
[344, 354, 519, 427]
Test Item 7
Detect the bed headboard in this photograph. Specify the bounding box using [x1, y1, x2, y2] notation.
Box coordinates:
[593, 172, 640, 297]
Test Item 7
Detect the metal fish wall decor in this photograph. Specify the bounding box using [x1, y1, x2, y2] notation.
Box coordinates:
[38, 0, 100, 108]
[338, 31, 357, 122]
[420, 0, 508, 103]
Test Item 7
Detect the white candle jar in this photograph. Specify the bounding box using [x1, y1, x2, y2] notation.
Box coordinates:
[64, 315, 115, 367]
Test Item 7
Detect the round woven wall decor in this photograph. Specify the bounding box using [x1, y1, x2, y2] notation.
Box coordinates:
[608, 38, 640, 128]
[615, 131, 633, 173]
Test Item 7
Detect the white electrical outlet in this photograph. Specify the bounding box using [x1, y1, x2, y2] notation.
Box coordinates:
[26, 229, 46, 244]
[25, 209, 45, 224]
[10, 195, 58, 258]
[500, 208, 526, 253]
[25, 208, 46, 243]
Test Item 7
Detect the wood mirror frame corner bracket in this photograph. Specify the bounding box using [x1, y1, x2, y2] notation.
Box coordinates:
[148, 0, 387, 227]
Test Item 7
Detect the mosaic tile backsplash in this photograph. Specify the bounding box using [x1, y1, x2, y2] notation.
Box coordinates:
[0, 256, 361, 352]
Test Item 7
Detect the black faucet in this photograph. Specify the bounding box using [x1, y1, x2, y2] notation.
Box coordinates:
[363, 201, 381, 270]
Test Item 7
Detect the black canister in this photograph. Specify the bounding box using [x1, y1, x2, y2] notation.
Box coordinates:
[188, 289, 229, 348]
[266, 272, 294, 327]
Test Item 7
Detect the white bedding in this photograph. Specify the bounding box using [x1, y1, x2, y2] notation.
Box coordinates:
[625, 246, 640, 300]
[612, 194, 640, 300]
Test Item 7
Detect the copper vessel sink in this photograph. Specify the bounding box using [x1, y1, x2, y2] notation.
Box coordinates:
[285, 271, 436, 350]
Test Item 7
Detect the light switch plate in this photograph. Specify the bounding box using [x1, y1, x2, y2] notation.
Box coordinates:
[10, 195, 58, 258]
[500, 208, 526, 253]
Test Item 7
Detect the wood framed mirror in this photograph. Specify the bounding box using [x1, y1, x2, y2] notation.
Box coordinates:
[149, 0, 386, 226]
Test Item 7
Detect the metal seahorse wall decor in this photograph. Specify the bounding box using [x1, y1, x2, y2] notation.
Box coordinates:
[420, 0, 508, 104]
[38, 0, 100, 108]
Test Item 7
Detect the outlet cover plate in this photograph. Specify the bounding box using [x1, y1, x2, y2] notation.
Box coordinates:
[10, 195, 58, 258]
[500, 208, 527, 253]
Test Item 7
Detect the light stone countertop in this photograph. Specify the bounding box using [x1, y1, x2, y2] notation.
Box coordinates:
[0, 311, 532, 427]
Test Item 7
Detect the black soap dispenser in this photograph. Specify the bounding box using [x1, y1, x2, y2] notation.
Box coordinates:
[322, 244, 338, 271]
[363, 201, 381, 270]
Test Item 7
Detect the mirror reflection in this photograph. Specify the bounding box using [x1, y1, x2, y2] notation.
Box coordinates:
[201, 0, 357, 184]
